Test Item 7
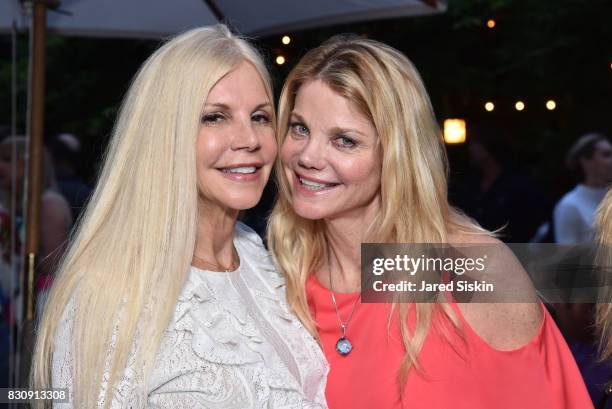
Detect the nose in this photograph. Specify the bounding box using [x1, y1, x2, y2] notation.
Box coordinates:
[231, 117, 261, 152]
[296, 136, 326, 170]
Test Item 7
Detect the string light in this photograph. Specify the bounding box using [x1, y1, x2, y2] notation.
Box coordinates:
[275, 56, 286, 65]
[546, 100, 557, 110]
[443, 119, 466, 144]
[282, 35, 291, 45]
[486, 19, 496, 29]
[485, 102, 495, 112]
[515, 101, 525, 111]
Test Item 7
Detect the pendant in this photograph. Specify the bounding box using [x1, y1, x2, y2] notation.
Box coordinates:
[336, 336, 353, 356]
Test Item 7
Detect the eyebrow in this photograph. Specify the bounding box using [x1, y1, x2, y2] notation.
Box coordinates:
[253, 102, 273, 111]
[289, 111, 306, 123]
[204, 102, 272, 111]
[330, 127, 370, 138]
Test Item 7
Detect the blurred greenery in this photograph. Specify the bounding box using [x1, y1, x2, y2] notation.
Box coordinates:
[0, 34, 160, 181]
[0, 0, 610, 196]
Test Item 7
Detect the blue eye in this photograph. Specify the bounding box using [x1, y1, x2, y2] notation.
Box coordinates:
[334, 135, 356, 148]
[290, 122, 309, 136]
[201, 113, 225, 124]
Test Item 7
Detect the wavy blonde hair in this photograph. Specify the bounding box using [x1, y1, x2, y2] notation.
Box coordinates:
[30, 25, 273, 408]
[267, 35, 490, 385]
[595, 188, 612, 360]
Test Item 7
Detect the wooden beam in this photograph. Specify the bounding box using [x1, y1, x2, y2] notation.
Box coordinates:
[204, 0, 225, 22]
[24, 0, 48, 322]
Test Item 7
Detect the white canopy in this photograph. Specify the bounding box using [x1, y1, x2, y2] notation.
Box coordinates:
[1, 0, 447, 38]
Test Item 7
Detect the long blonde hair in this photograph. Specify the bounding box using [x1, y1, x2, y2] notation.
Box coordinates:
[267, 35, 489, 384]
[31, 25, 273, 408]
[595, 188, 612, 360]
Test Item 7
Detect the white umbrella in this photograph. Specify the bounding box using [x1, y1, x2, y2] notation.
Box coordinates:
[1, 0, 447, 38]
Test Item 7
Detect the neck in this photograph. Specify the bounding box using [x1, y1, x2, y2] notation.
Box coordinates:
[582, 175, 609, 189]
[320, 196, 381, 293]
[194, 198, 239, 269]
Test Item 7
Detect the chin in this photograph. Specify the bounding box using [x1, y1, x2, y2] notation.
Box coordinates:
[292, 202, 332, 221]
[221, 192, 263, 211]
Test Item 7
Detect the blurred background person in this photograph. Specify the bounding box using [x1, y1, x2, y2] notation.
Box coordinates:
[48, 133, 93, 223]
[450, 123, 552, 243]
[554, 133, 612, 244]
[0, 136, 72, 315]
[0, 135, 72, 395]
[552, 133, 612, 406]
[0, 198, 11, 391]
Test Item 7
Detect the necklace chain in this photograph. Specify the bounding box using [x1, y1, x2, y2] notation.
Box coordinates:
[328, 267, 361, 337]
[325, 248, 361, 356]
[192, 248, 239, 272]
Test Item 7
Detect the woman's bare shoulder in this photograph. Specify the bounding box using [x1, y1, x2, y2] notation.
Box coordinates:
[457, 302, 543, 351]
[448, 231, 543, 351]
[447, 230, 499, 245]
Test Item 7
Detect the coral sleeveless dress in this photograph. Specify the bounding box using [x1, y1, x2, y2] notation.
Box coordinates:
[306, 275, 593, 409]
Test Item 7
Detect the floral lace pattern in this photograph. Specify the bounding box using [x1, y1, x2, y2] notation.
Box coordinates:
[52, 222, 328, 408]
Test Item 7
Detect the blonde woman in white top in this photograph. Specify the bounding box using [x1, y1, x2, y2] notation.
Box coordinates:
[30, 25, 327, 409]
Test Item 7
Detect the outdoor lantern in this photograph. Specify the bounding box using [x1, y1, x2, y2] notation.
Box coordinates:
[443, 119, 466, 144]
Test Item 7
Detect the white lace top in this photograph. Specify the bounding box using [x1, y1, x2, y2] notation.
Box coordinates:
[52, 222, 329, 408]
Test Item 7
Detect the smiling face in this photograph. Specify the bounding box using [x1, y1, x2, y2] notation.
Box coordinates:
[196, 61, 277, 211]
[280, 80, 381, 221]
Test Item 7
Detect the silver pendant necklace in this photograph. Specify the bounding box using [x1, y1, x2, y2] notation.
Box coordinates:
[328, 268, 360, 356]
